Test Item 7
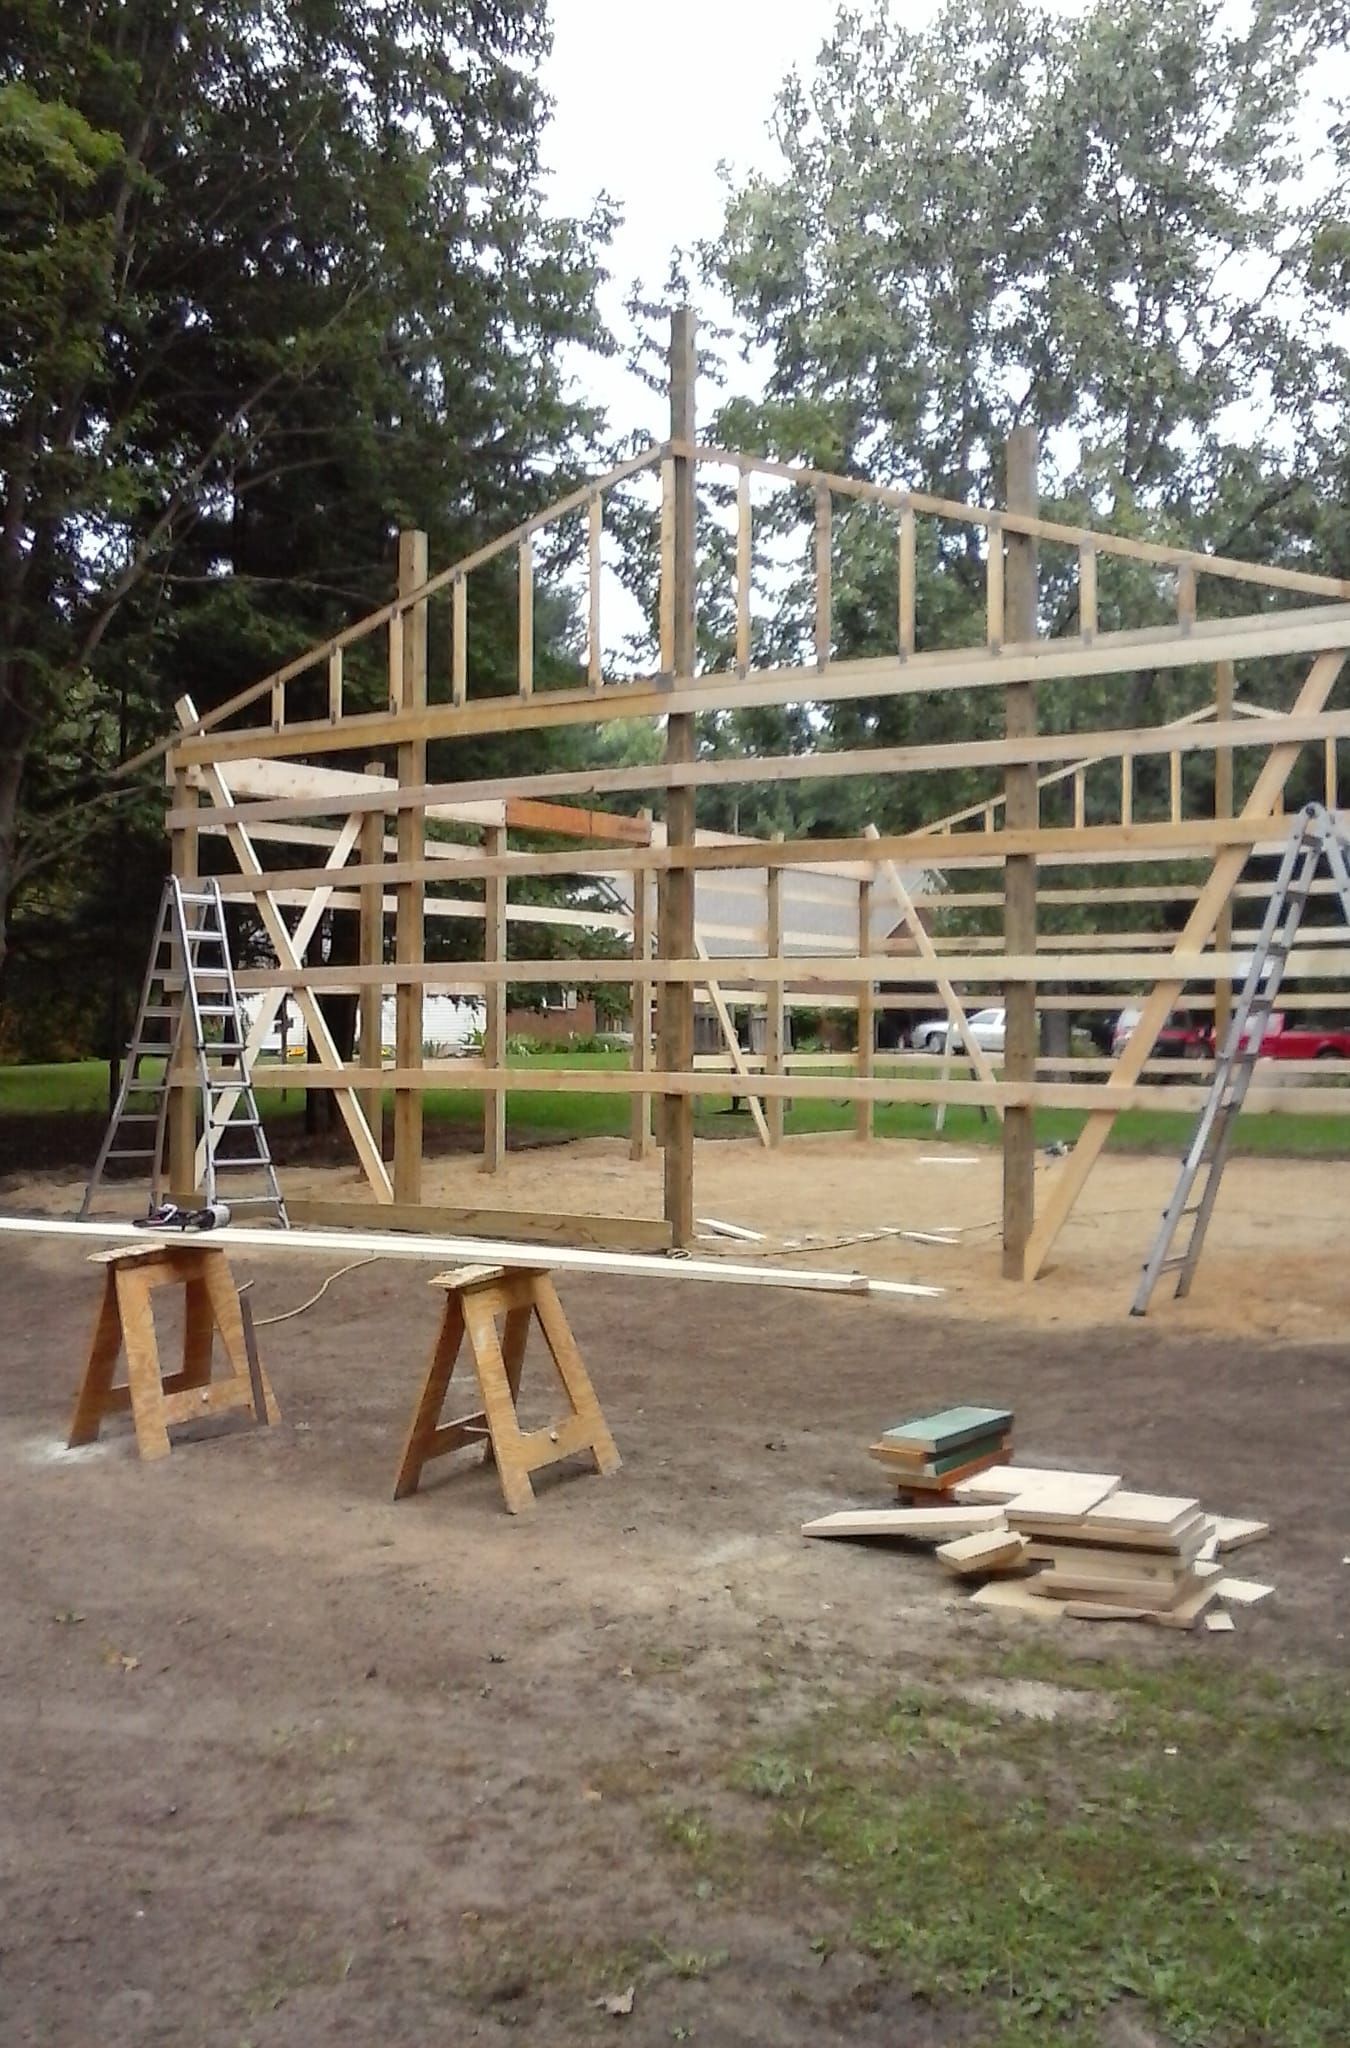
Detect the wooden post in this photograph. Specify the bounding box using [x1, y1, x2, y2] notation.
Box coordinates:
[1213, 659, 1235, 1049]
[659, 309, 697, 1246]
[394, 529, 427, 1204]
[765, 844, 785, 1145]
[358, 758, 384, 1153]
[1001, 427, 1039, 1279]
[168, 761, 199, 1201]
[856, 876, 875, 1140]
[483, 822, 507, 1171]
[630, 810, 654, 1160]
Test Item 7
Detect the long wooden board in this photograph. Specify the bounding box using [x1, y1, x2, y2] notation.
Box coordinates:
[0, 1215, 943, 1299]
[285, 1198, 674, 1254]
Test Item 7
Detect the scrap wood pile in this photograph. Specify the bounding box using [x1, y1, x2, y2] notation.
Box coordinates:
[804, 1407, 1272, 1633]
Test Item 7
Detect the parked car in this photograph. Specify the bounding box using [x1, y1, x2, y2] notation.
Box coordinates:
[1109, 1006, 1209, 1063]
[1225, 1011, 1350, 1061]
[912, 1005, 1006, 1054]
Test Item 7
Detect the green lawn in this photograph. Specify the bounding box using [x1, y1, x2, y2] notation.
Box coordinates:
[3, 1053, 1349, 1159]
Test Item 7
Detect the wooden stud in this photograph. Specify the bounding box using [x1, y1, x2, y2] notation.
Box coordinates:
[387, 608, 403, 713]
[359, 762, 385, 1150]
[1170, 749, 1183, 823]
[285, 1197, 672, 1254]
[1079, 544, 1097, 641]
[394, 530, 428, 1204]
[815, 486, 832, 668]
[1177, 562, 1197, 631]
[630, 813, 655, 1161]
[898, 507, 916, 657]
[1001, 425, 1039, 1280]
[1121, 755, 1133, 826]
[856, 877, 874, 1140]
[986, 516, 1005, 651]
[660, 309, 697, 1248]
[658, 456, 676, 671]
[327, 647, 343, 723]
[1212, 662, 1235, 1049]
[1073, 766, 1086, 829]
[736, 466, 752, 672]
[693, 934, 771, 1146]
[483, 823, 507, 1173]
[588, 495, 603, 690]
[765, 846, 785, 1145]
[1326, 733, 1338, 810]
[518, 537, 534, 698]
[452, 574, 467, 705]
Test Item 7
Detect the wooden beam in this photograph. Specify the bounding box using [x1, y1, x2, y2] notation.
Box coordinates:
[737, 466, 752, 671]
[1022, 647, 1348, 1280]
[169, 605, 1350, 766]
[286, 1197, 673, 1254]
[1212, 661, 1235, 1048]
[174, 705, 1350, 827]
[358, 761, 384, 1147]
[856, 877, 874, 1139]
[815, 486, 832, 667]
[660, 308, 697, 1248]
[247, 1061, 1350, 1118]
[1002, 425, 1039, 1278]
[898, 508, 916, 656]
[452, 574, 467, 705]
[394, 530, 428, 1203]
[483, 823, 507, 1173]
[765, 847, 785, 1144]
[630, 829, 655, 1160]
[1079, 545, 1097, 640]
[503, 798, 654, 845]
[588, 495, 603, 690]
[518, 537, 534, 697]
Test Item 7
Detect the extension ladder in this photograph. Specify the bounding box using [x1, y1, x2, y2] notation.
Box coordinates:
[81, 878, 288, 1226]
[1131, 803, 1350, 1315]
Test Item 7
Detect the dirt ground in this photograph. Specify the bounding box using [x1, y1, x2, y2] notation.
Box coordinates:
[1, 1133, 1346, 2044]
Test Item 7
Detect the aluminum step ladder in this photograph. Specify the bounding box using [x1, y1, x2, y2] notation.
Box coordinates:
[81, 877, 288, 1225]
[1131, 802, 1350, 1315]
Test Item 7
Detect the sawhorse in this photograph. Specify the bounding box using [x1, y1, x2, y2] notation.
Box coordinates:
[68, 1243, 278, 1462]
[394, 1265, 620, 1514]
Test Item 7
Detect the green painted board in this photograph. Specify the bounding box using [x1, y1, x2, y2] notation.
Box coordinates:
[880, 1406, 1014, 1456]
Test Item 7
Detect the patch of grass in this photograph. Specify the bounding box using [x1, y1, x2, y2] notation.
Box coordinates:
[689, 1652, 1349, 2048]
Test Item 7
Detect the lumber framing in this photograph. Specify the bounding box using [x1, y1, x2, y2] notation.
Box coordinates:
[153, 305, 1350, 1289]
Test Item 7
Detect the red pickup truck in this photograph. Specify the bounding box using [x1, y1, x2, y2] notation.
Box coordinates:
[1227, 1012, 1350, 1060]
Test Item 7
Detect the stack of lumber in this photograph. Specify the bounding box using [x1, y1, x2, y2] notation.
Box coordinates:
[1008, 1490, 1219, 1627]
[868, 1406, 1013, 1495]
[801, 1461, 1273, 1634]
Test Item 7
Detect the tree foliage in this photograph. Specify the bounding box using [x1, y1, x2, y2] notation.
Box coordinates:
[0, 0, 612, 1050]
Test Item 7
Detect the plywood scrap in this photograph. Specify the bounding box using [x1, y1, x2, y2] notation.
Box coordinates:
[1003, 1476, 1125, 1526]
[802, 1506, 1005, 1542]
[1083, 1491, 1201, 1538]
[1214, 1577, 1274, 1605]
[1032, 1571, 1201, 1611]
[1063, 1580, 1219, 1629]
[878, 1407, 1015, 1455]
[936, 1528, 1029, 1577]
[1207, 1516, 1271, 1556]
[1206, 1608, 1237, 1632]
[953, 1464, 1121, 1505]
[969, 1577, 1062, 1620]
[696, 1217, 765, 1242]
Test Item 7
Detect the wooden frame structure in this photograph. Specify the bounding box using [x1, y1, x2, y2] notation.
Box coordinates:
[144, 310, 1350, 1281]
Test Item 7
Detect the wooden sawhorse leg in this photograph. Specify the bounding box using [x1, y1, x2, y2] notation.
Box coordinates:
[393, 1264, 620, 1514]
[67, 1243, 280, 1462]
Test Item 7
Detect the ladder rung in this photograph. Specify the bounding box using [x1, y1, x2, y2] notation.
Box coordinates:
[106, 1148, 157, 1161]
[176, 889, 220, 904]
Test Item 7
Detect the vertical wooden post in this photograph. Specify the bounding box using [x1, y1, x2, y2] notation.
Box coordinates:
[168, 760, 199, 1201]
[629, 810, 654, 1161]
[1002, 428, 1039, 1280]
[483, 822, 507, 1172]
[855, 875, 875, 1140]
[659, 309, 697, 1247]
[358, 760, 385, 1153]
[393, 529, 427, 1205]
[764, 843, 785, 1146]
[1213, 659, 1235, 1050]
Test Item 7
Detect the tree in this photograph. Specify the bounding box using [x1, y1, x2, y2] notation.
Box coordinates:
[0, 0, 614, 1024]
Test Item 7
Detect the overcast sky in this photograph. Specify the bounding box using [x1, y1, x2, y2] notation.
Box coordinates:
[540, 0, 1098, 440]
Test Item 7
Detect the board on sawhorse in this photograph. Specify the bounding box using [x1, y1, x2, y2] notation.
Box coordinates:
[393, 1265, 620, 1514]
[68, 1243, 279, 1462]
